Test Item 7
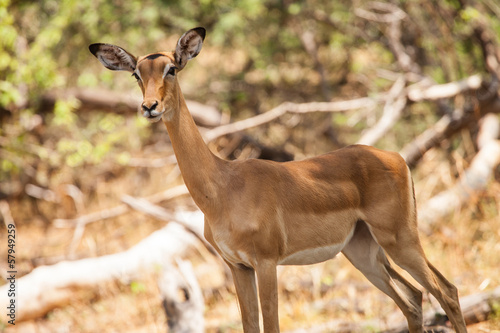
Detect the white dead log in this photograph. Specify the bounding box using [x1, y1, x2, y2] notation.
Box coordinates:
[202, 98, 380, 142]
[159, 260, 204, 333]
[0, 211, 205, 323]
[477, 113, 500, 149]
[418, 114, 500, 231]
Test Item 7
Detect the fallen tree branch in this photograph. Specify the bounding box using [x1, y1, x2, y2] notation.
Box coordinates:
[418, 113, 500, 232]
[401, 93, 500, 168]
[407, 75, 483, 102]
[53, 184, 189, 228]
[0, 211, 205, 323]
[455, 285, 500, 326]
[202, 68, 494, 149]
[40, 88, 222, 128]
[203, 98, 381, 142]
[400, 110, 460, 168]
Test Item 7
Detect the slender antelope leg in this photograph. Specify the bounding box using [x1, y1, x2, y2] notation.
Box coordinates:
[256, 260, 279, 333]
[367, 213, 467, 332]
[425, 261, 468, 332]
[380, 241, 467, 333]
[229, 264, 260, 333]
[342, 222, 424, 333]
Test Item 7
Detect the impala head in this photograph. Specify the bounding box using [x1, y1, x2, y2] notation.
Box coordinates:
[89, 27, 205, 122]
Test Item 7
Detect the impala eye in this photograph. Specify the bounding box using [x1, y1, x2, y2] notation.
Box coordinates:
[132, 73, 140, 81]
[167, 66, 176, 76]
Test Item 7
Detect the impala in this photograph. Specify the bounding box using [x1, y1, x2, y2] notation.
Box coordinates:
[89, 27, 467, 333]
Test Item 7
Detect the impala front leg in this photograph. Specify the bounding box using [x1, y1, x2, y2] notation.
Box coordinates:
[229, 263, 260, 333]
[256, 260, 279, 333]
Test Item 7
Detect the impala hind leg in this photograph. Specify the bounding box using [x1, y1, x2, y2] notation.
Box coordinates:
[382, 243, 467, 333]
[229, 263, 260, 333]
[342, 221, 424, 333]
[369, 225, 467, 333]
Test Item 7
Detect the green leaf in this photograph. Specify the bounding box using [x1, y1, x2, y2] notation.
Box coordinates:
[130, 281, 146, 294]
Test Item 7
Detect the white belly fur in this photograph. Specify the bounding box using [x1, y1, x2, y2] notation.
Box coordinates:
[278, 227, 355, 265]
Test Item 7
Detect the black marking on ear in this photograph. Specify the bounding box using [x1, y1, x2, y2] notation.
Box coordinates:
[89, 43, 101, 56]
[192, 27, 206, 41]
[145, 53, 165, 60]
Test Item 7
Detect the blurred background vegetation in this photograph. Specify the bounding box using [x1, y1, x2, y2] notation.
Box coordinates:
[1, 0, 500, 332]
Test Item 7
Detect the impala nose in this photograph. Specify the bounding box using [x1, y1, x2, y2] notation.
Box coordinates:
[141, 100, 159, 118]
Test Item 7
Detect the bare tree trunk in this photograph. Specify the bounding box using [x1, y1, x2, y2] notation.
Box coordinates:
[159, 260, 205, 333]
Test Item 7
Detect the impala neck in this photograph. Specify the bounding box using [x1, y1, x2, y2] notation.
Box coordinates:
[162, 83, 224, 212]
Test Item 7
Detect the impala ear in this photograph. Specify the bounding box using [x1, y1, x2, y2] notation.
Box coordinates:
[174, 27, 206, 70]
[89, 43, 137, 72]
